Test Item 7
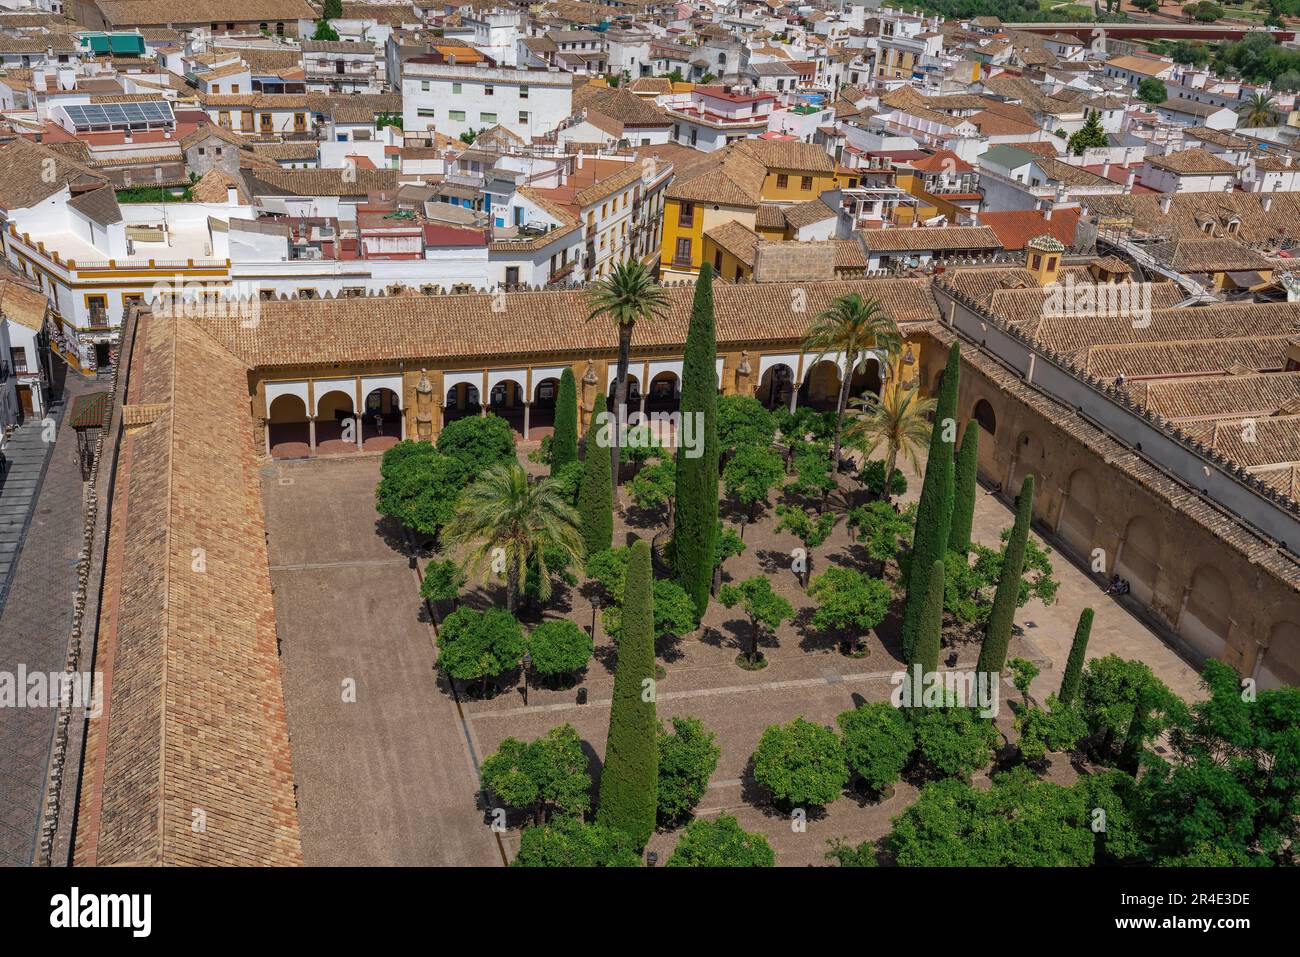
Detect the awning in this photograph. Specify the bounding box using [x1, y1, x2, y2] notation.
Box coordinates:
[69, 391, 111, 429]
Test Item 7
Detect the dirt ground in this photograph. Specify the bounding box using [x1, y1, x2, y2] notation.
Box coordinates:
[260, 439, 1202, 866]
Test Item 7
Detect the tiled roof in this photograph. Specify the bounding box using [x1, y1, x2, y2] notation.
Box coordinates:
[95, 0, 316, 25]
[705, 220, 760, 268]
[977, 207, 1080, 251]
[732, 138, 836, 174]
[74, 312, 302, 866]
[1085, 335, 1294, 380]
[190, 168, 249, 203]
[782, 198, 837, 229]
[243, 167, 401, 198]
[1147, 237, 1274, 274]
[68, 185, 122, 227]
[1146, 147, 1238, 175]
[860, 225, 1002, 254]
[1140, 370, 1300, 421]
[0, 136, 107, 211]
[199, 278, 941, 369]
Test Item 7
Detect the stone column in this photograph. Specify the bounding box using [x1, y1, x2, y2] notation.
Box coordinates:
[263, 420, 272, 457]
[308, 415, 317, 454]
[523, 402, 531, 442]
[356, 410, 364, 450]
[415, 369, 433, 442]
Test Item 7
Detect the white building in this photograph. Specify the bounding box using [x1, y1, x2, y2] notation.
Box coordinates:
[402, 59, 575, 141]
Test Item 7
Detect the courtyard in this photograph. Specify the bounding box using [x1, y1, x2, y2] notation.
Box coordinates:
[261, 436, 1202, 867]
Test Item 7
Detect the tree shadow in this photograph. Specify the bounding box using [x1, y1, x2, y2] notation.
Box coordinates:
[753, 547, 792, 575]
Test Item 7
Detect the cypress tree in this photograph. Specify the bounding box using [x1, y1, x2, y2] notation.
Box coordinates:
[1057, 607, 1094, 706]
[949, 420, 979, 556]
[597, 539, 658, 847]
[899, 342, 960, 664]
[578, 409, 613, 557]
[914, 559, 945, 675]
[672, 263, 720, 618]
[977, 475, 1035, 677]
[551, 367, 578, 471]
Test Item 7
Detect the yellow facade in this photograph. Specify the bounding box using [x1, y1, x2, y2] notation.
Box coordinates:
[701, 236, 753, 283]
[759, 167, 839, 203]
[660, 198, 755, 278]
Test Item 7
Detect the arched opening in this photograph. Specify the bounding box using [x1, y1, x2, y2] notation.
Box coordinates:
[1178, 564, 1233, 663]
[606, 373, 640, 413]
[444, 383, 480, 427]
[1258, 621, 1300, 691]
[1008, 430, 1043, 498]
[489, 380, 526, 436]
[1115, 514, 1161, 608]
[799, 358, 842, 410]
[362, 387, 402, 451]
[268, 393, 309, 458]
[972, 398, 999, 483]
[316, 390, 357, 453]
[757, 363, 795, 410]
[645, 371, 680, 414]
[530, 377, 561, 441]
[1057, 468, 1098, 560]
[846, 355, 883, 403]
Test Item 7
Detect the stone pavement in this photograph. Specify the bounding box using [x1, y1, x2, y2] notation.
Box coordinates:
[0, 370, 99, 866]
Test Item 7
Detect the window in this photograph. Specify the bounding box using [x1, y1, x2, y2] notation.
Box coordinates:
[294, 112, 306, 132]
[197, 147, 206, 155]
[449, 110, 465, 122]
[480, 112, 496, 124]
[518, 111, 529, 124]
[714, 250, 723, 271]
[674, 237, 691, 265]
[421, 80, 430, 92]
[505, 266, 519, 285]
[212, 83, 221, 93]
[10, 347, 26, 373]
[231, 84, 240, 94]
[678, 202, 694, 227]
[601, 203, 608, 218]
[519, 85, 529, 99]
[218, 110, 231, 127]
[622, 193, 628, 209]
[259, 112, 273, 132]
[1046, 257, 1058, 271]
[801, 176, 813, 191]
[297, 288, 317, 300]
[776, 173, 788, 189]
[1030, 254, 1042, 270]
[85, 295, 107, 322]
[452, 81, 462, 94]
[418, 108, 435, 118]
[484, 84, 494, 96]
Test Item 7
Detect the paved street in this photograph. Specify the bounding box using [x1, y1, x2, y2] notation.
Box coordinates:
[0, 369, 99, 866]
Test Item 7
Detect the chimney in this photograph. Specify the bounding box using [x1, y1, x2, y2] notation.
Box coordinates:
[1160, 193, 1172, 214]
[1101, 161, 1111, 179]
[1125, 168, 1136, 191]
[1263, 195, 1273, 213]
[1045, 204, 1053, 221]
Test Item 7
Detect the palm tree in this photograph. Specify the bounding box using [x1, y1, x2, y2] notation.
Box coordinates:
[802, 294, 902, 472]
[843, 386, 936, 502]
[1239, 91, 1279, 128]
[585, 260, 669, 494]
[444, 460, 585, 613]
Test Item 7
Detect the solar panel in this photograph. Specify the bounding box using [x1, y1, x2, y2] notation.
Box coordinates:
[64, 100, 174, 130]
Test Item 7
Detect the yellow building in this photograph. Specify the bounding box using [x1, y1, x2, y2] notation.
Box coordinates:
[660, 138, 840, 279]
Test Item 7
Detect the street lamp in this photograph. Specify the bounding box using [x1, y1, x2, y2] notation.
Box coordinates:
[521, 651, 532, 706]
